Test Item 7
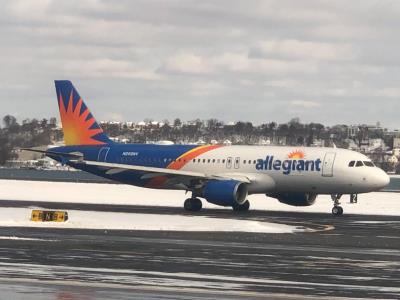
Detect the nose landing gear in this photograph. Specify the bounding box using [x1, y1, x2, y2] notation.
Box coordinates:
[332, 205, 343, 215]
[331, 194, 343, 216]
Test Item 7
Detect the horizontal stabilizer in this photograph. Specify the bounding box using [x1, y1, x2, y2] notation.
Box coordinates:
[21, 148, 84, 160]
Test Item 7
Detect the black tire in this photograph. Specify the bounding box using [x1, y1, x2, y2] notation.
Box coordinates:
[184, 198, 192, 211]
[192, 198, 202, 211]
[232, 200, 250, 212]
[184, 198, 202, 212]
[337, 206, 344, 215]
[332, 206, 343, 216]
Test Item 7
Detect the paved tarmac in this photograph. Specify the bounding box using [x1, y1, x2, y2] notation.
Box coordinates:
[0, 200, 399, 299]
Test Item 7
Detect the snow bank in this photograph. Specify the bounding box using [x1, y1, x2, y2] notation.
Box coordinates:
[0, 180, 399, 216]
[0, 207, 298, 233]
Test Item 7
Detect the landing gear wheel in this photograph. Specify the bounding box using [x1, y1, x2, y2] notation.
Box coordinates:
[331, 194, 343, 216]
[232, 200, 250, 212]
[338, 206, 343, 215]
[184, 198, 202, 212]
[332, 206, 343, 216]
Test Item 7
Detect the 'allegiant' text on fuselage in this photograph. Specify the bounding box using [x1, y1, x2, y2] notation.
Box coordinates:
[256, 156, 322, 175]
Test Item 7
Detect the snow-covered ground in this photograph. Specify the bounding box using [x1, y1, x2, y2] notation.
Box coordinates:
[0, 180, 398, 216]
[0, 180, 398, 233]
[0, 207, 297, 233]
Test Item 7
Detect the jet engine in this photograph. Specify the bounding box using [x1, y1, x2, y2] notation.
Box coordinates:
[203, 180, 248, 207]
[267, 192, 317, 206]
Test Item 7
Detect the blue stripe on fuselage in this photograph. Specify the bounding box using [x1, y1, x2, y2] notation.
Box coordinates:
[48, 144, 199, 187]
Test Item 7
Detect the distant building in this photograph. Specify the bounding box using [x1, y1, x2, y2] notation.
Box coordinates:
[393, 148, 400, 157]
[388, 155, 398, 164]
[347, 125, 359, 138]
[154, 140, 174, 145]
[393, 137, 400, 149]
[120, 138, 131, 144]
[360, 138, 386, 153]
[223, 140, 232, 146]
[311, 139, 325, 147]
[345, 139, 359, 151]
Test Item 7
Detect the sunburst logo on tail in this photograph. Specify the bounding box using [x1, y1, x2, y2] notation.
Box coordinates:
[58, 91, 105, 145]
[288, 150, 305, 159]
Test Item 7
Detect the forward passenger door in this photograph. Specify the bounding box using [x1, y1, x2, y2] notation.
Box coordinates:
[322, 152, 336, 177]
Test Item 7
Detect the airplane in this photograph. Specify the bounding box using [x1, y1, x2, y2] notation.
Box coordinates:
[25, 80, 390, 216]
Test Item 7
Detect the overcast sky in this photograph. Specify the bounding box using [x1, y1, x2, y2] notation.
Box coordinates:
[1, 0, 400, 128]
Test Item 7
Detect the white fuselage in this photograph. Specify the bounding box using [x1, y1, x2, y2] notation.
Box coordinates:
[175, 146, 389, 195]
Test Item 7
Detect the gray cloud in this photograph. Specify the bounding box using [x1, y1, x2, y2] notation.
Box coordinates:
[0, 0, 399, 128]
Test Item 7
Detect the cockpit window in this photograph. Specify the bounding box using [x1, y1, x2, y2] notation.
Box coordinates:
[348, 161, 355, 167]
[355, 161, 364, 167]
[364, 161, 374, 167]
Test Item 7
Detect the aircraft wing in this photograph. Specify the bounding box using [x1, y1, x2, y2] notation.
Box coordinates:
[73, 160, 251, 184]
[22, 147, 253, 187]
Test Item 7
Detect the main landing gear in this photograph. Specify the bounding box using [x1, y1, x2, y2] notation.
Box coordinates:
[184, 197, 202, 212]
[331, 194, 343, 216]
[232, 200, 250, 212]
[183, 196, 250, 212]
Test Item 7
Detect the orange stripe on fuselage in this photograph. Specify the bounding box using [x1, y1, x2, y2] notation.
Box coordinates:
[145, 144, 223, 188]
[166, 144, 223, 170]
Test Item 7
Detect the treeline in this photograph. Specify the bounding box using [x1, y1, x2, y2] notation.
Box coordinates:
[0, 114, 392, 165]
[102, 117, 391, 148]
[103, 118, 328, 145]
[0, 115, 58, 164]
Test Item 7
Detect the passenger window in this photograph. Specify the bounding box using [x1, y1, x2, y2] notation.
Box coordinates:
[253, 160, 256, 164]
[222, 159, 226, 163]
[203, 159, 206, 163]
[243, 160, 246, 164]
[348, 161, 355, 167]
[192, 159, 195, 163]
[207, 159, 211, 163]
[364, 161, 374, 167]
[217, 159, 220, 163]
[212, 159, 215, 163]
[356, 161, 364, 167]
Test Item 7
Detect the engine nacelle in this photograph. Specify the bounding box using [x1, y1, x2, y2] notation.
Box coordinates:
[203, 180, 248, 207]
[267, 192, 317, 206]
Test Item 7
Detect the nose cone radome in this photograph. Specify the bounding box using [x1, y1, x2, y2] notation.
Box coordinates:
[374, 169, 390, 190]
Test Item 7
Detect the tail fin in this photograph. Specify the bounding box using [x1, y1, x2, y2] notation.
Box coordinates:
[55, 80, 112, 146]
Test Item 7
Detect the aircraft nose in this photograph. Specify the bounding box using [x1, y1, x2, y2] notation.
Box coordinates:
[374, 169, 390, 190]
